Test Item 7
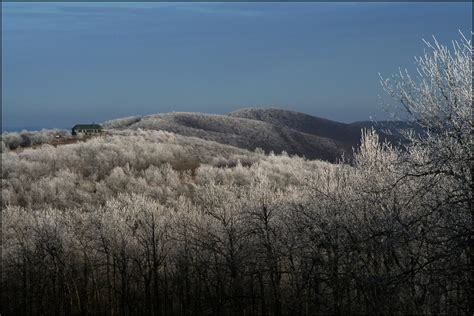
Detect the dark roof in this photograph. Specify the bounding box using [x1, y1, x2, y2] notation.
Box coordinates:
[72, 124, 102, 130]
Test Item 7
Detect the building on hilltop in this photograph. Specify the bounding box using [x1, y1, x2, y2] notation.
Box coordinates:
[72, 124, 103, 136]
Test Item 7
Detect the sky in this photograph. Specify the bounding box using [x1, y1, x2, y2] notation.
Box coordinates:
[1, 2, 472, 131]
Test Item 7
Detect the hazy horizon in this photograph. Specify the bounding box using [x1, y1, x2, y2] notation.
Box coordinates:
[2, 2, 471, 131]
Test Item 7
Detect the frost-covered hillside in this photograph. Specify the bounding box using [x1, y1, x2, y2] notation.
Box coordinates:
[104, 111, 348, 162]
[102, 108, 408, 163]
[230, 107, 363, 144]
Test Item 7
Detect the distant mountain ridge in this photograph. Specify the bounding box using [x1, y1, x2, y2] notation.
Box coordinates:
[104, 107, 413, 162]
[350, 120, 424, 138]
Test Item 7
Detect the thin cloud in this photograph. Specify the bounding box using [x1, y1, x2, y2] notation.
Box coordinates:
[3, 3, 267, 18]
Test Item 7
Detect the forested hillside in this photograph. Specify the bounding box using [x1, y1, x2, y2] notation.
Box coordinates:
[104, 112, 347, 162]
[229, 107, 364, 144]
[2, 126, 470, 315]
[100, 109, 409, 163]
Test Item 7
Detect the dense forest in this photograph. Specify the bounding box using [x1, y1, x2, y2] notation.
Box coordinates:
[1, 36, 471, 315]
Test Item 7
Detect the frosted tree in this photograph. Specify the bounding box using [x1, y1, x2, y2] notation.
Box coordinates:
[380, 32, 471, 135]
[380, 32, 473, 314]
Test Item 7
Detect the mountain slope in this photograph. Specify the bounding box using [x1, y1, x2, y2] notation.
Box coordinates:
[104, 108, 410, 163]
[229, 107, 364, 146]
[230, 107, 409, 147]
[106, 112, 348, 162]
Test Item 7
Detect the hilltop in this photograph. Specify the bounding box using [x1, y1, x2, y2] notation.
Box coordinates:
[103, 107, 410, 162]
[104, 111, 348, 162]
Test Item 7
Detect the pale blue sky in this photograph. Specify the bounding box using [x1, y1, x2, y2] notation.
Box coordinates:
[2, 2, 471, 130]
